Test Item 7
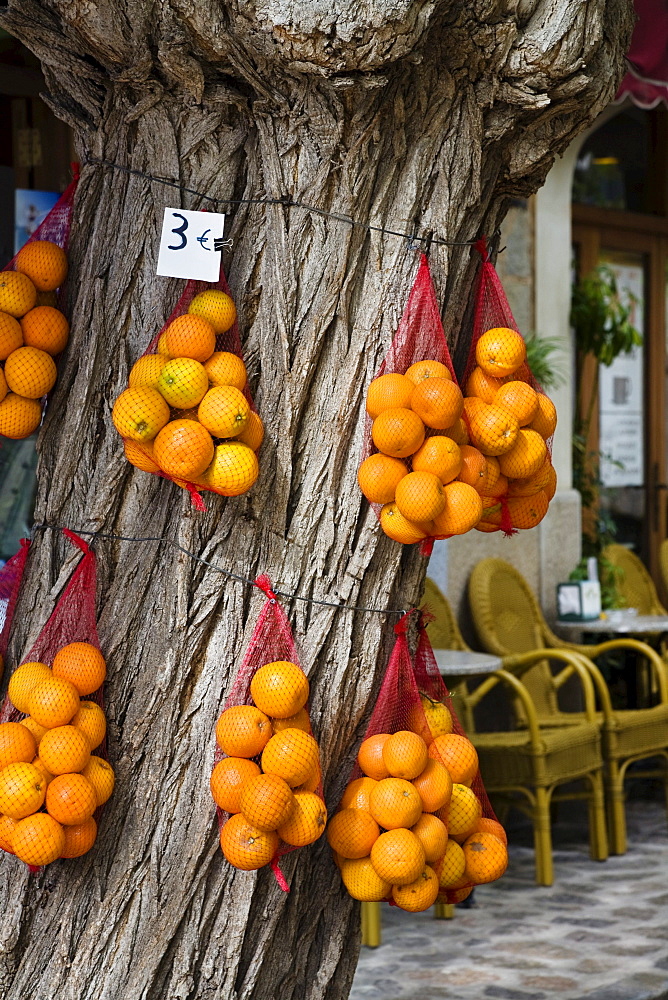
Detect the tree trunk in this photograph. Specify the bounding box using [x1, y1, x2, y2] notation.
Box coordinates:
[1, 2, 633, 998]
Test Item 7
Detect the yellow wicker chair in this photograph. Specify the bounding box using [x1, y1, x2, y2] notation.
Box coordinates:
[601, 543, 667, 614]
[419, 577, 608, 887]
[468, 558, 668, 855]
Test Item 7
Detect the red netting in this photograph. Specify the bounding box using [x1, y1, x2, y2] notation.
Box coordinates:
[0, 538, 30, 666]
[113, 263, 263, 511]
[211, 576, 326, 888]
[460, 240, 557, 536]
[0, 175, 77, 440]
[359, 256, 483, 555]
[0, 529, 112, 871]
[413, 615, 507, 900]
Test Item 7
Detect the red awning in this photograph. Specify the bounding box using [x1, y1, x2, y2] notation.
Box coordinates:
[615, 0, 668, 109]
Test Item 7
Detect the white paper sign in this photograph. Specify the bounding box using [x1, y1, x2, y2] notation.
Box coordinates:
[157, 208, 226, 282]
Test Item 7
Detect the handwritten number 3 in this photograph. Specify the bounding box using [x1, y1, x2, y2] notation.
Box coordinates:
[168, 213, 188, 250]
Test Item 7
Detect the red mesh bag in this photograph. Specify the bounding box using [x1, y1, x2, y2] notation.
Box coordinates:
[211, 576, 326, 889]
[460, 239, 558, 535]
[0, 538, 31, 672]
[329, 612, 449, 913]
[358, 255, 483, 554]
[113, 264, 263, 511]
[0, 173, 78, 441]
[0, 529, 113, 872]
[413, 614, 507, 902]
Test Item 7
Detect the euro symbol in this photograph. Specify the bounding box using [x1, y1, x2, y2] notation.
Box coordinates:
[197, 229, 211, 251]
[167, 212, 188, 250]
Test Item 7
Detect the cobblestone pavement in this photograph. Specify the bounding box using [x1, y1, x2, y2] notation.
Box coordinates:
[351, 799, 668, 1000]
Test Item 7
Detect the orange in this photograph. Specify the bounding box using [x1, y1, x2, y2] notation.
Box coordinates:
[277, 791, 327, 846]
[357, 453, 408, 504]
[410, 378, 463, 430]
[382, 730, 429, 780]
[469, 404, 520, 456]
[163, 314, 216, 362]
[434, 838, 466, 888]
[432, 481, 483, 537]
[409, 693, 453, 743]
[0, 368, 6, 405]
[0, 311, 23, 359]
[271, 707, 311, 734]
[448, 418, 469, 446]
[395, 471, 446, 523]
[261, 729, 320, 787]
[188, 290, 236, 334]
[392, 865, 440, 912]
[61, 816, 97, 858]
[293, 764, 321, 794]
[81, 756, 115, 806]
[128, 354, 169, 390]
[20, 306, 69, 355]
[485, 471, 509, 498]
[369, 777, 423, 829]
[476, 817, 508, 845]
[357, 734, 391, 780]
[250, 660, 309, 718]
[35, 290, 58, 307]
[204, 351, 247, 390]
[411, 436, 462, 485]
[198, 385, 250, 438]
[20, 718, 47, 746]
[530, 393, 558, 439]
[153, 419, 214, 479]
[11, 812, 64, 865]
[465, 366, 507, 403]
[0, 814, 17, 853]
[370, 828, 426, 885]
[220, 813, 278, 870]
[411, 759, 453, 813]
[53, 642, 106, 696]
[70, 701, 105, 751]
[215, 705, 272, 758]
[545, 465, 557, 501]
[210, 757, 261, 813]
[0, 722, 37, 768]
[28, 675, 80, 729]
[340, 856, 392, 901]
[31, 757, 55, 786]
[494, 381, 538, 426]
[366, 373, 415, 419]
[462, 396, 487, 420]
[498, 429, 547, 480]
[429, 733, 479, 786]
[46, 772, 97, 825]
[507, 491, 549, 529]
[0, 271, 37, 317]
[157, 358, 209, 408]
[204, 442, 259, 495]
[508, 459, 554, 497]
[411, 813, 448, 862]
[341, 776, 378, 811]
[4, 346, 57, 398]
[463, 830, 508, 883]
[371, 408, 425, 458]
[481, 455, 501, 494]
[440, 784, 482, 840]
[236, 410, 264, 451]
[405, 360, 451, 385]
[0, 762, 46, 818]
[7, 661, 52, 714]
[380, 503, 432, 544]
[15, 240, 67, 291]
[39, 726, 91, 775]
[124, 439, 161, 474]
[475, 327, 526, 378]
[239, 772, 295, 831]
[112, 387, 170, 443]
[456, 445, 487, 492]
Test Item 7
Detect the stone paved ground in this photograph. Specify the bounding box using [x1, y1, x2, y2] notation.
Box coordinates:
[351, 798, 668, 1000]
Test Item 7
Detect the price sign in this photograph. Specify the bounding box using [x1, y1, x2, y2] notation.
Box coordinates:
[156, 208, 227, 282]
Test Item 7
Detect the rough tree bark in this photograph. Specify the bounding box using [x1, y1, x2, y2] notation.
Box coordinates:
[0, 2, 633, 998]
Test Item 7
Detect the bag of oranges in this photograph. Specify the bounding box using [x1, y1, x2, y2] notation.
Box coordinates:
[0, 530, 114, 870]
[0, 174, 77, 440]
[412, 613, 508, 903]
[0, 537, 31, 680]
[210, 576, 326, 887]
[112, 266, 263, 510]
[460, 239, 557, 534]
[358, 255, 483, 550]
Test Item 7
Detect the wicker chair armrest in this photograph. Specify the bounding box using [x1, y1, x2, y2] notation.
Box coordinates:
[500, 649, 598, 720]
[465, 669, 544, 751]
[569, 638, 668, 704]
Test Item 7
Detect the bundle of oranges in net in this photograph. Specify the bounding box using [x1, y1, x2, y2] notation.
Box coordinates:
[212, 659, 327, 873]
[329, 698, 508, 910]
[113, 288, 263, 502]
[0, 642, 114, 866]
[0, 241, 69, 440]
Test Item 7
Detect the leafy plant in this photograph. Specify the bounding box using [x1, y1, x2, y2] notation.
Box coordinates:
[523, 331, 567, 391]
[570, 264, 642, 367]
